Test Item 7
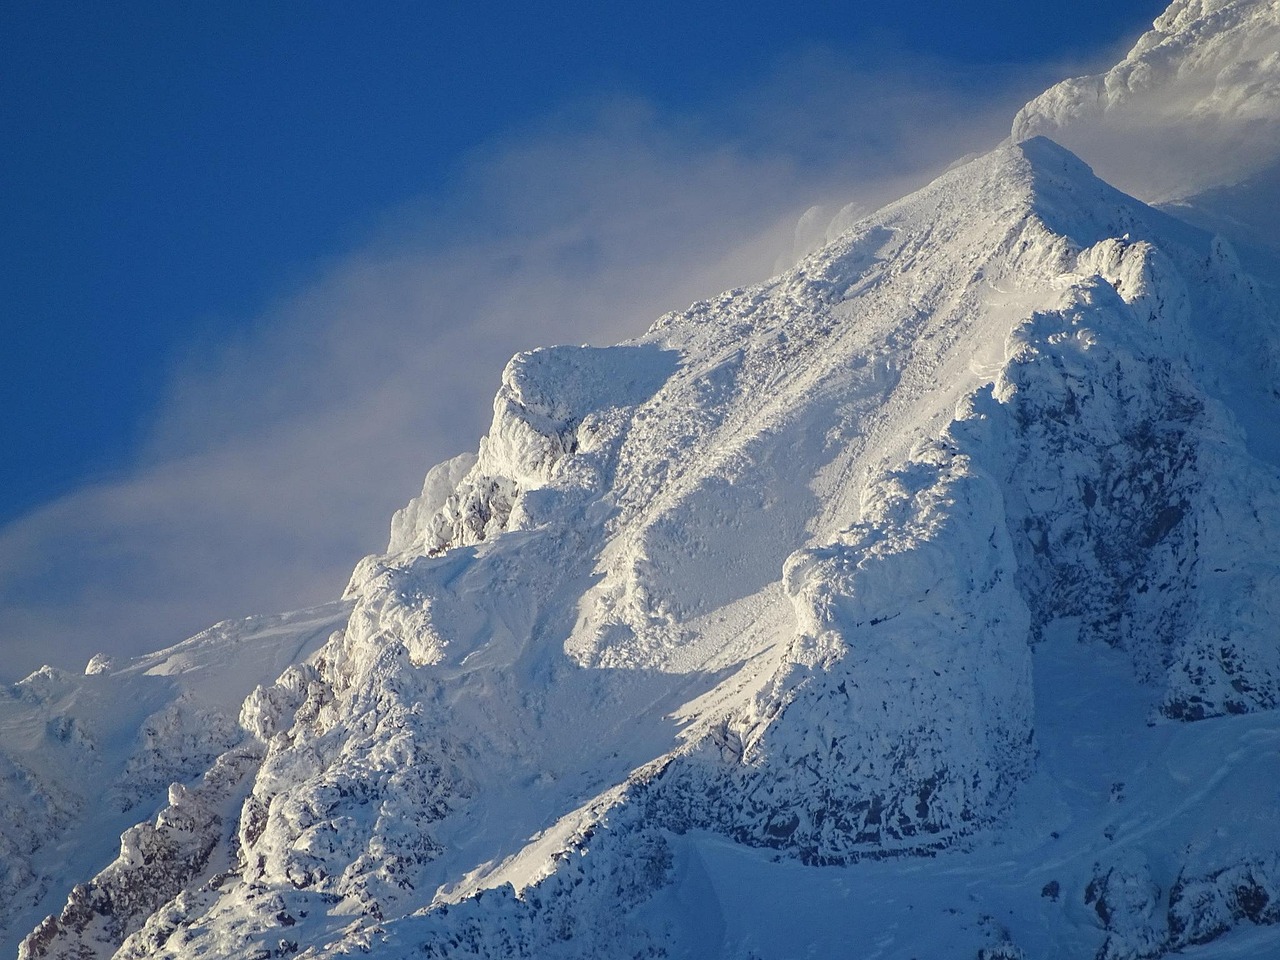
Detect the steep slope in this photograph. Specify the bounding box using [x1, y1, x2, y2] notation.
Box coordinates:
[21, 130, 1280, 960]
[1011, 0, 1280, 651]
[1013, 0, 1280, 205]
[1, 603, 347, 959]
[1014, 0, 1280, 338]
[13, 1, 1280, 954]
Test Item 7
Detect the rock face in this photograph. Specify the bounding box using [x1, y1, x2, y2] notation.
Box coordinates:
[1, 605, 347, 959]
[20, 749, 262, 960]
[7, 3, 1280, 958]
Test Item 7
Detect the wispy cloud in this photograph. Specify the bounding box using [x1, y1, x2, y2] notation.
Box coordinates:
[0, 48, 1075, 681]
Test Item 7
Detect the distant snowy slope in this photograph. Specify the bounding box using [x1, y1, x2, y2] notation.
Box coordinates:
[1, 603, 346, 959]
[1014, 0, 1280, 204]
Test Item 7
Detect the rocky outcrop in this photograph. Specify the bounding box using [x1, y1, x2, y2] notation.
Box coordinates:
[20, 747, 262, 960]
[1084, 854, 1280, 960]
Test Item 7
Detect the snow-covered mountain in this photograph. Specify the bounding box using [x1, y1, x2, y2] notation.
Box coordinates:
[0, 605, 349, 955]
[1013, 0, 1280, 205]
[8, 1, 1280, 958]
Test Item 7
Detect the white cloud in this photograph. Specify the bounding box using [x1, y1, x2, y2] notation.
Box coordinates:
[0, 49, 1074, 681]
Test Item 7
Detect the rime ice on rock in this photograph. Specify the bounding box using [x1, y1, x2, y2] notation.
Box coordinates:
[11, 2, 1280, 956]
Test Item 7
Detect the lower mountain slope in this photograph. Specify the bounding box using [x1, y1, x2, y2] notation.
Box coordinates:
[17, 135, 1280, 960]
[0, 603, 348, 959]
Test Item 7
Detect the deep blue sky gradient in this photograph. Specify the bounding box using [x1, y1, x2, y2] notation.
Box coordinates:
[1, 0, 1165, 524]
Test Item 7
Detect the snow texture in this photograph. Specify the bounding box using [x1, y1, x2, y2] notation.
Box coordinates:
[8, 3, 1280, 958]
[1014, 0, 1280, 203]
[4, 604, 346, 959]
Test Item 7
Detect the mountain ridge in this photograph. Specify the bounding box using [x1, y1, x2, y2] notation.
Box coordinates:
[8, 3, 1280, 956]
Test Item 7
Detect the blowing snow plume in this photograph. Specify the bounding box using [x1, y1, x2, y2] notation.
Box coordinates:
[0, 55, 1051, 683]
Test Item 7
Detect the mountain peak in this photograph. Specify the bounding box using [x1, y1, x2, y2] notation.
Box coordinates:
[1012, 132, 1088, 166]
[10, 4, 1280, 959]
[1014, 0, 1280, 202]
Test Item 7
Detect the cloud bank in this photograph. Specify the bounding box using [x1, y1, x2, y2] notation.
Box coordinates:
[0, 51, 1075, 681]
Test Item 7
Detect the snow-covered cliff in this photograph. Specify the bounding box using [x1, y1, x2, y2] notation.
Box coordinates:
[2, 605, 347, 958]
[9, 1, 1280, 958]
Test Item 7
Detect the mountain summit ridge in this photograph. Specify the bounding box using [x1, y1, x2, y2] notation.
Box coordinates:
[1014, 0, 1280, 203]
[9, 5, 1280, 957]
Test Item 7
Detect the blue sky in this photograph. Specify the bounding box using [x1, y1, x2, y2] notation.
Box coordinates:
[0, 0, 1167, 679]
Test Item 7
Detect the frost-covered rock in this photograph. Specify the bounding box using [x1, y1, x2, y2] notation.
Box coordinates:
[84, 654, 114, 676]
[1080, 853, 1280, 960]
[8, 3, 1280, 955]
[30, 130, 1280, 959]
[1167, 857, 1280, 948]
[644, 435, 1034, 862]
[0, 605, 346, 959]
[19, 747, 263, 960]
